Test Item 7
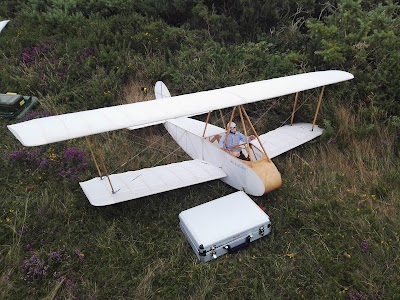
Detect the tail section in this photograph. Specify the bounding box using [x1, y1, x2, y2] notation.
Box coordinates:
[154, 81, 171, 99]
[127, 81, 171, 130]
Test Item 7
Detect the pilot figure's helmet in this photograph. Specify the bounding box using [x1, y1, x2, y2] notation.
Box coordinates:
[229, 122, 237, 129]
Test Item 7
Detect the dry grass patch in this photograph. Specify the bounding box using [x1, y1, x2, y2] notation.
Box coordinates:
[120, 81, 154, 104]
[135, 258, 166, 300]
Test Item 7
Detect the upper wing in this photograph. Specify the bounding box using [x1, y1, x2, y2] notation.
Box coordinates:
[8, 70, 353, 146]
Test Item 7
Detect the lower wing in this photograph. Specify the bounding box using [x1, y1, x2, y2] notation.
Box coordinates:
[251, 123, 324, 159]
[79, 159, 226, 206]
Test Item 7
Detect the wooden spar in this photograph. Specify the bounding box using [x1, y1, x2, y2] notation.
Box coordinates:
[224, 106, 237, 149]
[85, 136, 102, 178]
[290, 92, 299, 125]
[238, 105, 253, 166]
[202, 111, 211, 138]
[241, 106, 271, 162]
[92, 137, 116, 194]
[219, 109, 226, 129]
[312, 86, 325, 131]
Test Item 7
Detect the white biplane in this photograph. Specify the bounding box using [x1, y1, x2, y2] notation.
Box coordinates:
[8, 70, 353, 206]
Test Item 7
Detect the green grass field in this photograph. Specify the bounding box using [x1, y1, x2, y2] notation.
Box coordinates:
[1, 1, 400, 298]
[1, 102, 399, 299]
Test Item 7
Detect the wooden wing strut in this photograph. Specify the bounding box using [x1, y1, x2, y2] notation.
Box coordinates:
[85, 136, 117, 194]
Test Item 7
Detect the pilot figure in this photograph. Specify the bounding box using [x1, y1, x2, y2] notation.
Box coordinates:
[218, 122, 255, 160]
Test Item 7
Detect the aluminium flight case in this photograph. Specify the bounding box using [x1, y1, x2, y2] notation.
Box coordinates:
[179, 191, 271, 262]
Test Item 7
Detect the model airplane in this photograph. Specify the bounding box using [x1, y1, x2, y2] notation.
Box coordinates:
[8, 70, 354, 206]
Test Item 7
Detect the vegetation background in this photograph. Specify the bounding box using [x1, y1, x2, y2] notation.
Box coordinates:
[1, 0, 399, 299]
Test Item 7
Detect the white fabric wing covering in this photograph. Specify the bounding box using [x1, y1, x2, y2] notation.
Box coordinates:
[8, 70, 353, 146]
[251, 123, 324, 159]
[79, 159, 226, 206]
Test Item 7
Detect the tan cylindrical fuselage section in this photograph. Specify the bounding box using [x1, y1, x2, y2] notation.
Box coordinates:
[243, 157, 282, 193]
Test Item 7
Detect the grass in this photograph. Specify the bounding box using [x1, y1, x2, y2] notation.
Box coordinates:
[1, 97, 400, 299]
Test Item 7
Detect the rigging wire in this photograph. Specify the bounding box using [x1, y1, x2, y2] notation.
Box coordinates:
[279, 91, 318, 126]
[252, 97, 283, 128]
[120, 130, 182, 152]
[110, 130, 186, 174]
[151, 147, 183, 168]
[110, 90, 316, 173]
[252, 90, 317, 129]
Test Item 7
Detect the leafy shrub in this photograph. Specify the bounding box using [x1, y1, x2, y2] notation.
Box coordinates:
[306, 0, 400, 116]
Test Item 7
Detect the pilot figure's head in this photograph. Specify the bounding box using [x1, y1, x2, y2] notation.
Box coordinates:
[229, 122, 237, 133]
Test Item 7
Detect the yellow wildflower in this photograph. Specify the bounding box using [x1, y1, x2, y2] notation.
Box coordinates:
[339, 287, 349, 294]
[286, 253, 295, 259]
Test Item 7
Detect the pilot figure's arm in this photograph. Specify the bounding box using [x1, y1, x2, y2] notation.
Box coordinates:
[218, 134, 226, 148]
[242, 133, 255, 143]
[238, 132, 255, 143]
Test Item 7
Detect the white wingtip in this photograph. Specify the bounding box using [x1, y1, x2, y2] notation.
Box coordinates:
[7, 124, 35, 147]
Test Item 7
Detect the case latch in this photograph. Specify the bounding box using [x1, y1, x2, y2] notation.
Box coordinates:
[198, 244, 206, 256]
[259, 226, 265, 236]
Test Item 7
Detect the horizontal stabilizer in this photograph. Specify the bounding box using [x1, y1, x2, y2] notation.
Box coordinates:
[79, 159, 226, 206]
[251, 123, 324, 159]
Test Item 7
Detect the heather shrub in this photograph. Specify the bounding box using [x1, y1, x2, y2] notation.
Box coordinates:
[59, 148, 88, 179]
[21, 254, 49, 280]
[6, 147, 88, 182]
[48, 248, 70, 265]
[18, 248, 83, 298]
[18, 110, 52, 122]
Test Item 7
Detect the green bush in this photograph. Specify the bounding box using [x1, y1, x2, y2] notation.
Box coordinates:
[306, 0, 400, 116]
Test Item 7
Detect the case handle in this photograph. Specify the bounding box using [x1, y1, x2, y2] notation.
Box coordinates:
[227, 236, 251, 254]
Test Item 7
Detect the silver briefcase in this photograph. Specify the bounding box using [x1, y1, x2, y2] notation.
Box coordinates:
[179, 191, 271, 262]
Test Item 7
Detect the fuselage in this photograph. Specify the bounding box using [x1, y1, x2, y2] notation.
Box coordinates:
[164, 117, 282, 196]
